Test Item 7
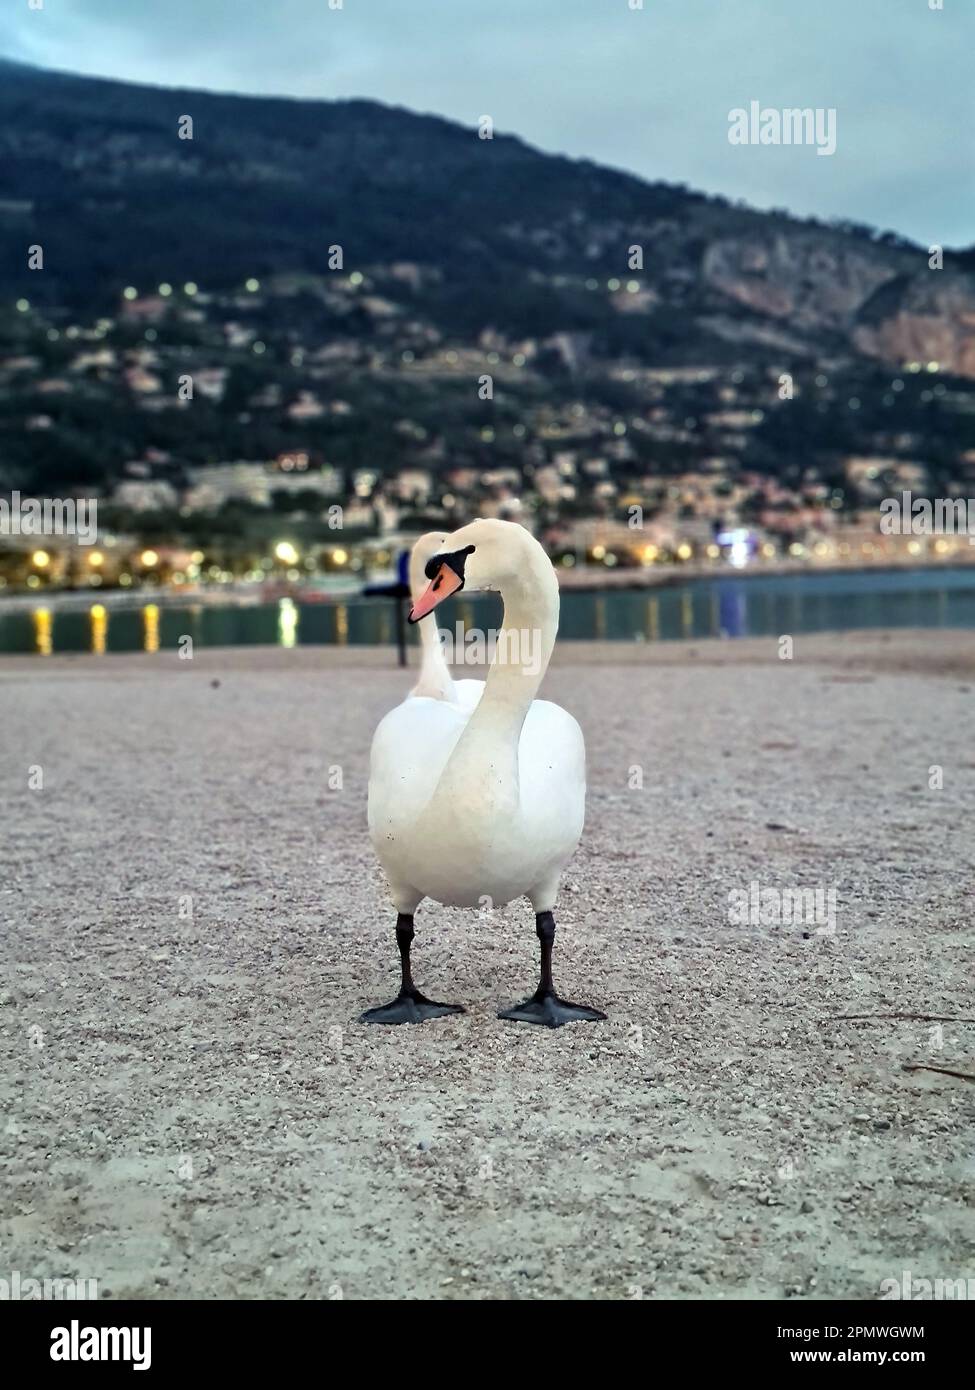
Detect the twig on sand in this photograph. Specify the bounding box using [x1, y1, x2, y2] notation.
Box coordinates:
[831, 1013, 975, 1024]
[902, 1063, 975, 1084]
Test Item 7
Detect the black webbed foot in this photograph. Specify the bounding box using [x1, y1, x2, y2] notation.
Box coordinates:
[360, 915, 464, 1024]
[360, 988, 464, 1026]
[498, 991, 606, 1029]
[499, 910, 607, 1028]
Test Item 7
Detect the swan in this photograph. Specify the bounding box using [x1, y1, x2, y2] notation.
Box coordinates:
[362, 518, 606, 1029]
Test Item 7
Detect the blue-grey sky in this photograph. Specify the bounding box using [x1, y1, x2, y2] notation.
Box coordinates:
[2, 0, 971, 246]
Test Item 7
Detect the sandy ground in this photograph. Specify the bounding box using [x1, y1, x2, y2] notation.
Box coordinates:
[1, 629, 973, 1301]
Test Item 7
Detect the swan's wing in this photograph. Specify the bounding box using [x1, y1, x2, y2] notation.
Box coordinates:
[519, 700, 586, 814]
[513, 700, 587, 894]
[522, 700, 585, 782]
[368, 696, 470, 836]
[452, 678, 485, 711]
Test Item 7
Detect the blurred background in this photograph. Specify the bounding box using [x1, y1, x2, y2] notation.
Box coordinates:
[1, 0, 973, 654]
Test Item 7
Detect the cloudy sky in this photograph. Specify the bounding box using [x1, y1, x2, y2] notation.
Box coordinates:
[2, 0, 971, 246]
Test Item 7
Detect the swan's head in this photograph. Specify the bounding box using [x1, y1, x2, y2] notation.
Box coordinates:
[408, 518, 540, 623]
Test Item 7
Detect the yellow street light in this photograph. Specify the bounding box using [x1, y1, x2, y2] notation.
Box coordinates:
[274, 541, 299, 566]
[32, 549, 50, 568]
[140, 549, 159, 568]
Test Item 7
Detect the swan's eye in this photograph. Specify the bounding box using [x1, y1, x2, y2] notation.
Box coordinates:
[424, 544, 475, 583]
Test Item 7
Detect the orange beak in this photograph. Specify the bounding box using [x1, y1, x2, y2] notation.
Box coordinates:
[409, 562, 464, 623]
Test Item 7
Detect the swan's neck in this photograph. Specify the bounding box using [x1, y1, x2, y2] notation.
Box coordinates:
[409, 555, 455, 702]
[476, 574, 558, 736]
[438, 556, 559, 809]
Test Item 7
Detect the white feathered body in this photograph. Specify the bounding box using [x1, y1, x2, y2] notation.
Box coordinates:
[368, 680, 585, 911]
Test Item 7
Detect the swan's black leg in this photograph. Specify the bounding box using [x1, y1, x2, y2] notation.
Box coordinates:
[359, 914, 465, 1025]
[498, 911, 607, 1028]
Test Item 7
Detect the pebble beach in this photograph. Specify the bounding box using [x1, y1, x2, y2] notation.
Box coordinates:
[1, 630, 973, 1300]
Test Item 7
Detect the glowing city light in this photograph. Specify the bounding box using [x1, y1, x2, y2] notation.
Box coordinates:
[278, 597, 298, 649]
[32, 550, 50, 568]
[717, 528, 751, 568]
[274, 541, 299, 566]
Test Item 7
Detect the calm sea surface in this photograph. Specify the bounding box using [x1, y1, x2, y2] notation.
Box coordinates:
[2, 567, 975, 655]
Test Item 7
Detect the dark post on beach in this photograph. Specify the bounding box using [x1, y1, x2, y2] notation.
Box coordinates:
[362, 548, 411, 667]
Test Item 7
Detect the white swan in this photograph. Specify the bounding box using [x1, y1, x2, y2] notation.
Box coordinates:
[363, 518, 606, 1028]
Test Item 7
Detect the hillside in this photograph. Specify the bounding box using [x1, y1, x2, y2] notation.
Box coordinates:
[1, 59, 973, 369]
[0, 61, 973, 506]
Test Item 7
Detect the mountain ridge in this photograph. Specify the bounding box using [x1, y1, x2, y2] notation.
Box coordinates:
[3, 57, 972, 357]
[1, 61, 973, 499]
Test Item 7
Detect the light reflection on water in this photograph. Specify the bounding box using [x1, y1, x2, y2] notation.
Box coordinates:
[680, 590, 693, 638]
[278, 597, 298, 649]
[5, 567, 975, 655]
[91, 604, 108, 655]
[32, 607, 53, 655]
[142, 603, 159, 654]
[646, 595, 659, 641]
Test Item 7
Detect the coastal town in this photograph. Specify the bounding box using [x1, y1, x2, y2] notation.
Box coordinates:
[2, 267, 974, 598]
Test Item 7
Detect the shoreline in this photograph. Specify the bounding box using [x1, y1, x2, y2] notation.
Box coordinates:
[0, 555, 972, 614]
[1, 628, 973, 679]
